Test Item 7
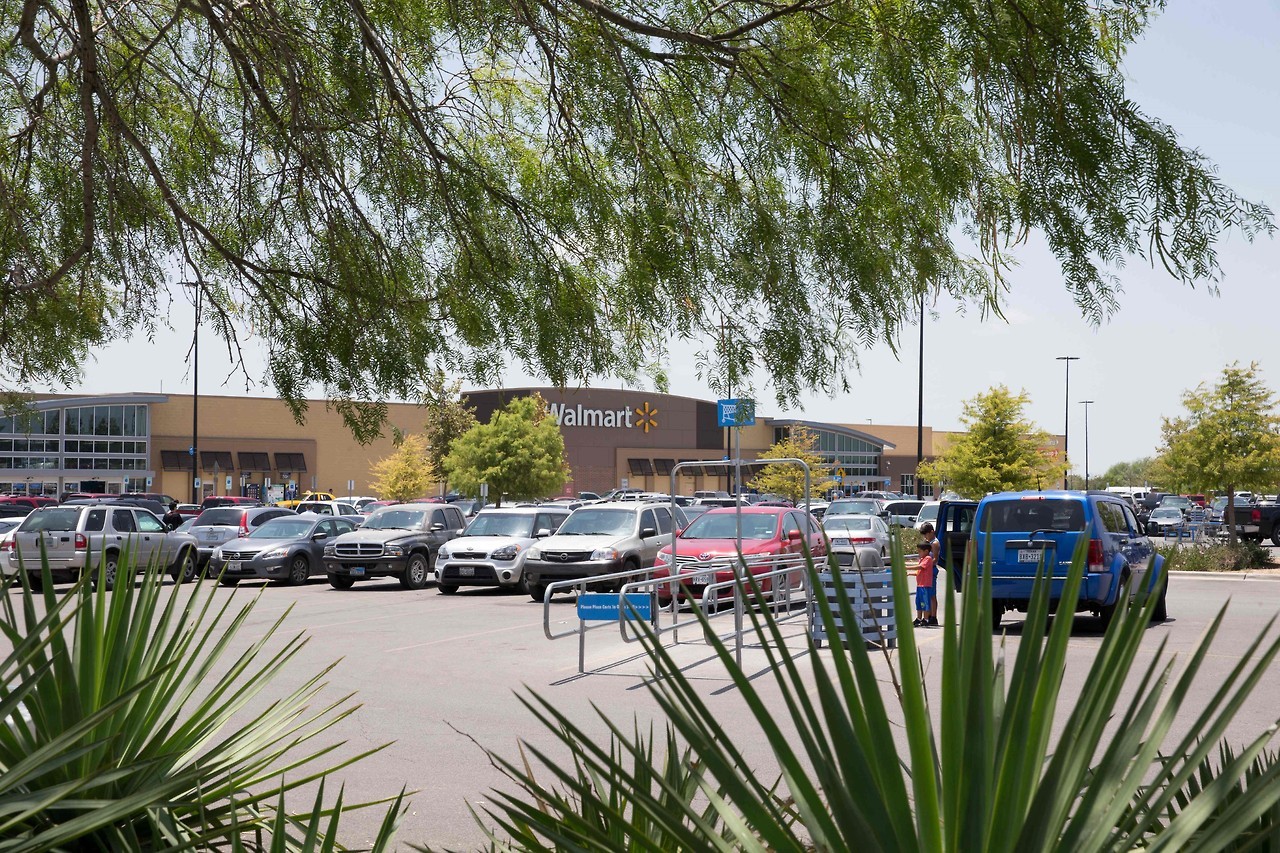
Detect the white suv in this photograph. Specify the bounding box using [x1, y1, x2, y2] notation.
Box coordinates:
[434, 506, 571, 594]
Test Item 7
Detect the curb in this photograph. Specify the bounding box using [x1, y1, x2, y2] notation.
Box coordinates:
[1168, 570, 1280, 581]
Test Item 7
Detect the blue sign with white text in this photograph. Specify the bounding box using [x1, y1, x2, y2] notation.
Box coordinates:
[717, 398, 756, 427]
[577, 593, 653, 622]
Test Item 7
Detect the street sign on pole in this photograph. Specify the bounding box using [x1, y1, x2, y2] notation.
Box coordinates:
[479, 483, 489, 498]
[717, 398, 756, 427]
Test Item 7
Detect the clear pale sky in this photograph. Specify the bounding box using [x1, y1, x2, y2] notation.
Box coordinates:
[73, 2, 1279, 476]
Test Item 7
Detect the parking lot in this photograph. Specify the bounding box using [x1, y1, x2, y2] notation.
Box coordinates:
[11, 563, 1270, 849]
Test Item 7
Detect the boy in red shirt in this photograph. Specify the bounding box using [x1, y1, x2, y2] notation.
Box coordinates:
[914, 541, 936, 628]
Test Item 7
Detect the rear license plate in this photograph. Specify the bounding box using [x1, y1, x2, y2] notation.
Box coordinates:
[349, 566, 366, 576]
[203, 530, 219, 540]
[1018, 550, 1043, 563]
[458, 566, 475, 577]
[228, 561, 241, 572]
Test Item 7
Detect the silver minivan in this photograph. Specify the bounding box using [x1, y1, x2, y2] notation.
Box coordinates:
[4, 504, 199, 588]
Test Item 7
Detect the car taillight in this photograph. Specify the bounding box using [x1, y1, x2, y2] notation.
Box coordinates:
[1252, 509, 1262, 523]
[239, 512, 250, 537]
[75, 533, 88, 550]
[1087, 539, 1105, 573]
[850, 537, 875, 544]
[0, 539, 13, 552]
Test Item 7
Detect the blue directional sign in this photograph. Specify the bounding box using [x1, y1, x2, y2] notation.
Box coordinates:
[717, 398, 756, 427]
[577, 593, 652, 622]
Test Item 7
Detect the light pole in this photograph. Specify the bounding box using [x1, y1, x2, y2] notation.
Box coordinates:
[1056, 356, 1079, 488]
[184, 281, 202, 503]
[916, 291, 925, 497]
[1080, 399, 1094, 490]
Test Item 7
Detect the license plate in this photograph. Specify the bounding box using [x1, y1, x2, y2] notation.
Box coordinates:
[1018, 550, 1043, 563]
[349, 566, 366, 576]
[204, 530, 219, 540]
[228, 561, 241, 572]
[691, 572, 715, 585]
[458, 566, 475, 577]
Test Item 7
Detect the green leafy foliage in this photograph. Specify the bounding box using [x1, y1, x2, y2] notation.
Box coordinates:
[0, 1, 1271, 435]
[748, 427, 835, 502]
[475, 542, 1280, 850]
[420, 371, 478, 489]
[443, 394, 568, 506]
[919, 386, 1062, 498]
[1156, 540, 1274, 572]
[1157, 362, 1280, 542]
[1100, 457, 1158, 490]
[368, 433, 436, 501]
[0, 547, 403, 850]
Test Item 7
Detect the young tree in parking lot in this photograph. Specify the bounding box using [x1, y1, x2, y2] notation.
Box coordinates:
[918, 386, 1062, 499]
[443, 395, 567, 507]
[748, 427, 835, 504]
[419, 370, 477, 494]
[368, 433, 435, 502]
[1101, 457, 1157, 489]
[0, 1, 1270, 439]
[1156, 362, 1280, 544]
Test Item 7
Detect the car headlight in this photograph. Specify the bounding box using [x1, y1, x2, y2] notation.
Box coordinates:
[437, 547, 451, 560]
[384, 544, 405, 557]
[323, 544, 335, 557]
[259, 547, 289, 560]
[491, 544, 520, 561]
[655, 551, 671, 566]
[591, 547, 620, 561]
[212, 547, 224, 561]
[526, 547, 541, 561]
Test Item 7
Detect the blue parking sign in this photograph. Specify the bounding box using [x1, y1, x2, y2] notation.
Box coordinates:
[717, 398, 755, 427]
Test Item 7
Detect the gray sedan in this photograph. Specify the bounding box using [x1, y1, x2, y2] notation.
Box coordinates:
[210, 514, 360, 586]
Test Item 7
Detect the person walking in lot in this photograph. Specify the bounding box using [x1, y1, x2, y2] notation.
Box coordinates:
[914, 541, 936, 627]
[163, 500, 183, 531]
[920, 522, 941, 626]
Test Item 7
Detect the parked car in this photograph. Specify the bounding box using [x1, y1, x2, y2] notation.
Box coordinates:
[338, 495, 381, 512]
[1145, 507, 1186, 537]
[200, 495, 263, 510]
[1158, 494, 1193, 515]
[295, 500, 360, 516]
[858, 491, 901, 501]
[435, 506, 571, 594]
[914, 501, 941, 532]
[692, 490, 730, 500]
[3, 504, 199, 588]
[523, 502, 687, 601]
[881, 499, 925, 527]
[210, 514, 361, 586]
[190, 505, 296, 564]
[322, 503, 466, 590]
[359, 499, 398, 514]
[938, 490, 1166, 629]
[823, 514, 892, 558]
[175, 503, 203, 518]
[275, 491, 336, 510]
[0, 495, 58, 510]
[651, 506, 826, 605]
[824, 498, 886, 520]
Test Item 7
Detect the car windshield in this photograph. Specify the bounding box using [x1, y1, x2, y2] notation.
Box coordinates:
[250, 518, 316, 539]
[364, 509, 427, 530]
[827, 500, 880, 516]
[20, 508, 81, 532]
[917, 504, 939, 523]
[464, 513, 535, 538]
[1153, 509, 1182, 519]
[557, 509, 635, 536]
[680, 512, 779, 541]
[825, 516, 874, 533]
[195, 508, 245, 527]
[981, 499, 1087, 532]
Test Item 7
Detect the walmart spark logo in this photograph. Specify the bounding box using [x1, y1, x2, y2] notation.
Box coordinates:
[634, 402, 658, 433]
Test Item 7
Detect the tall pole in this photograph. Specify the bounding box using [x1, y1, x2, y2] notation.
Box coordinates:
[916, 292, 924, 497]
[1056, 356, 1079, 488]
[186, 282, 201, 504]
[1080, 400, 1094, 490]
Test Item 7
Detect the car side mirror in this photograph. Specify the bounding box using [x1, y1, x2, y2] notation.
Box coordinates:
[534, 528, 551, 538]
[787, 529, 804, 541]
[429, 522, 445, 532]
[674, 527, 685, 537]
[313, 532, 327, 540]
[641, 527, 658, 538]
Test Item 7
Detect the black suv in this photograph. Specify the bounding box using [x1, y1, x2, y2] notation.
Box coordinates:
[322, 503, 465, 589]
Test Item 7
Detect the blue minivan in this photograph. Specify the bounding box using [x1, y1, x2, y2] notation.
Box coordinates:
[938, 491, 1168, 629]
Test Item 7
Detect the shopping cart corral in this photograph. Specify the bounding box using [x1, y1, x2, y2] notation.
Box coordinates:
[542, 553, 816, 675]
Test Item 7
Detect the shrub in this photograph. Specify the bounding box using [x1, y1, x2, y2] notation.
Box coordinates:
[475, 542, 1280, 850]
[1158, 539, 1273, 572]
[0, 548, 403, 850]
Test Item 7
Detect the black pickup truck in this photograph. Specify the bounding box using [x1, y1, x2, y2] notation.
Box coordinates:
[1228, 502, 1280, 545]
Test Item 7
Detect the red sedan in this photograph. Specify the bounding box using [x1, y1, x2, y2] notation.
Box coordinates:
[652, 506, 826, 604]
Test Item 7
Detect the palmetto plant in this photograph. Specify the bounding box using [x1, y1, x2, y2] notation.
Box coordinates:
[476, 542, 1280, 851]
[0, 549, 403, 850]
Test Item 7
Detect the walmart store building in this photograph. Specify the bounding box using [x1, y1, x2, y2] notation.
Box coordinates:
[1, 387, 997, 500]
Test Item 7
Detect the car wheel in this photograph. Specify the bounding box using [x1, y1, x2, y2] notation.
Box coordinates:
[287, 554, 310, 586]
[1099, 573, 1131, 629]
[438, 583, 458, 595]
[992, 606, 1003, 632]
[527, 581, 548, 602]
[97, 552, 119, 591]
[1271, 523, 1280, 548]
[399, 553, 429, 590]
[171, 548, 198, 584]
[25, 572, 42, 592]
[328, 573, 356, 590]
[1152, 581, 1169, 623]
